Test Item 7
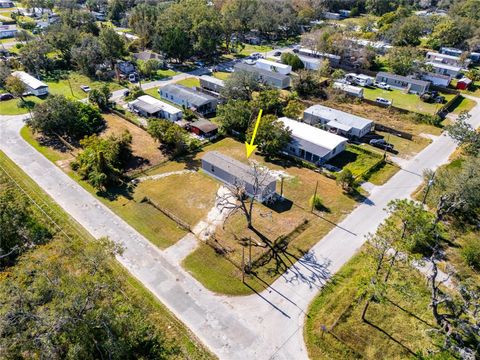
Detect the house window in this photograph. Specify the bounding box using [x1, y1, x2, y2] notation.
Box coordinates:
[211, 165, 215, 172]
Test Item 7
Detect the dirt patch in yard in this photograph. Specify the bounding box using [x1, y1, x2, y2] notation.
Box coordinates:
[102, 113, 166, 172]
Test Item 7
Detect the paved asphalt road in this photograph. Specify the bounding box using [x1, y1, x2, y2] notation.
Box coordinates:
[0, 94, 478, 359]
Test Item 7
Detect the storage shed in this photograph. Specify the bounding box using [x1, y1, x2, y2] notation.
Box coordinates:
[190, 119, 218, 138]
[201, 151, 276, 202]
[456, 77, 472, 90]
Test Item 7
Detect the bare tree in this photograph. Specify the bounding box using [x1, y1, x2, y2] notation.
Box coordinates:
[427, 248, 480, 359]
[217, 161, 276, 230]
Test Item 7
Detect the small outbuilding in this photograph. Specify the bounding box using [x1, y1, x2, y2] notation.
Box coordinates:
[201, 151, 276, 202]
[190, 119, 218, 138]
[279, 117, 347, 165]
[456, 77, 472, 90]
[11, 71, 49, 96]
[333, 82, 364, 98]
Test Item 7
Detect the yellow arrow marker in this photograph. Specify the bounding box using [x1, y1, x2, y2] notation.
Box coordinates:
[245, 109, 263, 158]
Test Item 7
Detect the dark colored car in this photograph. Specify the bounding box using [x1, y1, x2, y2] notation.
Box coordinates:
[273, 51, 282, 56]
[0, 93, 14, 101]
[370, 138, 394, 151]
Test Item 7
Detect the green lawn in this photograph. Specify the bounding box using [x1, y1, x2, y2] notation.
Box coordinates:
[46, 72, 123, 100]
[363, 87, 455, 115]
[20, 126, 187, 249]
[367, 162, 400, 185]
[212, 71, 231, 80]
[305, 249, 443, 359]
[0, 96, 44, 115]
[0, 151, 214, 360]
[327, 144, 382, 178]
[449, 95, 477, 114]
[176, 77, 201, 88]
[237, 43, 273, 57]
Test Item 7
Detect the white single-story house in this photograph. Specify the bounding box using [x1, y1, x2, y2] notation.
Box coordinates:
[323, 11, 341, 20]
[426, 61, 462, 78]
[303, 105, 374, 139]
[426, 51, 470, 68]
[255, 59, 292, 75]
[0, 0, 15, 8]
[128, 95, 182, 121]
[298, 55, 322, 70]
[234, 62, 291, 89]
[11, 71, 49, 96]
[159, 84, 218, 115]
[345, 73, 374, 87]
[421, 72, 451, 87]
[201, 151, 276, 202]
[375, 72, 430, 94]
[0, 24, 17, 39]
[279, 117, 347, 165]
[333, 82, 364, 98]
[297, 48, 341, 66]
[199, 75, 225, 93]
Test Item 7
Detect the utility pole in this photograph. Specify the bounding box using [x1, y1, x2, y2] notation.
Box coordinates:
[383, 132, 391, 159]
[422, 171, 436, 205]
[248, 237, 252, 270]
[241, 246, 245, 283]
[311, 180, 318, 212]
[67, 77, 74, 98]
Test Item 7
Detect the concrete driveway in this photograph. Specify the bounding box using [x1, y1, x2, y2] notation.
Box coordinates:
[0, 96, 478, 359]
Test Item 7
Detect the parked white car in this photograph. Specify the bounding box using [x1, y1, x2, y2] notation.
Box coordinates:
[375, 81, 391, 90]
[80, 85, 91, 92]
[375, 97, 392, 106]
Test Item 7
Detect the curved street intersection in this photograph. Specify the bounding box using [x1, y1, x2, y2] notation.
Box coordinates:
[1, 96, 479, 359]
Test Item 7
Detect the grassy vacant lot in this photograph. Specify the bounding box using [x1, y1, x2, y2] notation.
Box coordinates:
[363, 87, 455, 115]
[237, 43, 273, 57]
[328, 145, 381, 177]
[45, 72, 123, 100]
[21, 117, 187, 249]
[305, 250, 440, 359]
[176, 77, 201, 88]
[0, 151, 214, 359]
[102, 113, 166, 171]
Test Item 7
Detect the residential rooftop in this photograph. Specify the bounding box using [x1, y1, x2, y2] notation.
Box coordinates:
[161, 84, 217, 107]
[279, 117, 347, 151]
[255, 58, 291, 70]
[11, 71, 47, 90]
[131, 95, 181, 115]
[304, 105, 373, 131]
[376, 72, 430, 87]
[199, 75, 225, 87]
[202, 151, 276, 186]
[234, 62, 290, 81]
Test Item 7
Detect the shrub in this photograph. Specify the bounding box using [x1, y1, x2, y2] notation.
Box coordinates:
[462, 240, 480, 270]
[309, 195, 325, 211]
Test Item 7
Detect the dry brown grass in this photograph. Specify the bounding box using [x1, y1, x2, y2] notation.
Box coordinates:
[102, 114, 166, 172]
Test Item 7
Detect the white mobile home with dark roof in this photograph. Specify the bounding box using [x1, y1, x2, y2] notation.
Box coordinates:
[279, 117, 347, 165]
[303, 105, 373, 139]
[201, 151, 276, 202]
[11, 71, 49, 96]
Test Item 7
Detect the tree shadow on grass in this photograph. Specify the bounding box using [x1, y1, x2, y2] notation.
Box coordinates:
[96, 183, 134, 201]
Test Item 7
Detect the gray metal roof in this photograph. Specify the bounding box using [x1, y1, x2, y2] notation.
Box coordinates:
[234, 62, 290, 81]
[199, 75, 225, 87]
[161, 84, 217, 107]
[202, 151, 276, 187]
[376, 72, 430, 87]
[304, 105, 373, 131]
